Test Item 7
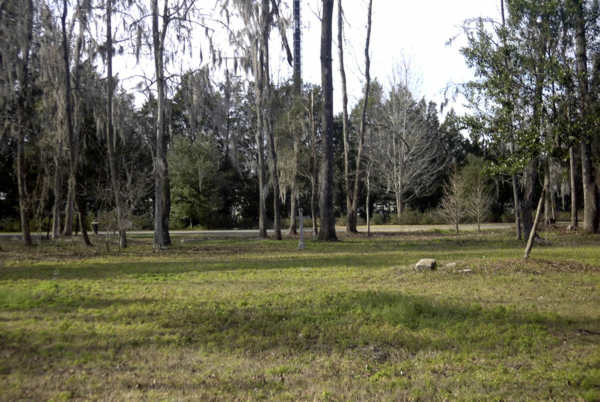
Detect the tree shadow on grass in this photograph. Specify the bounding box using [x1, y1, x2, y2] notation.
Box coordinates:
[0, 239, 535, 282]
[0, 253, 403, 281]
[3, 290, 598, 370]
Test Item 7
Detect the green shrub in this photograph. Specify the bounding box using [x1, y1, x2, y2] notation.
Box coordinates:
[372, 214, 385, 225]
[388, 209, 445, 225]
[0, 218, 21, 232]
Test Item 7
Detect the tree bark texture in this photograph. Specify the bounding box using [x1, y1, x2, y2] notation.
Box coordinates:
[350, 0, 373, 233]
[60, 0, 77, 237]
[520, 160, 538, 240]
[288, 0, 301, 236]
[288, 135, 298, 235]
[512, 174, 522, 240]
[569, 146, 578, 229]
[152, 0, 171, 248]
[106, 0, 127, 248]
[574, 0, 598, 233]
[15, 0, 35, 246]
[337, 0, 354, 233]
[255, 95, 268, 238]
[310, 91, 318, 239]
[318, 0, 337, 241]
[544, 160, 552, 225]
[51, 157, 63, 240]
[17, 117, 32, 246]
[261, 0, 282, 240]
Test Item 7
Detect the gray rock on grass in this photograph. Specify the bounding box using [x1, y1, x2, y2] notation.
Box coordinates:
[415, 258, 437, 271]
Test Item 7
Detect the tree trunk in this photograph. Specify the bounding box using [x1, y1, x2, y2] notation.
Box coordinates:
[288, 135, 298, 236]
[51, 157, 63, 240]
[106, 0, 127, 248]
[574, 0, 598, 233]
[63, 179, 75, 235]
[15, 0, 35, 246]
[311, 177, 317, 239]
[338, 0, 355, 233]
[317, 0, 337, 241]
[17, 122, 32, 246]
[60, 0, 76, 237]
[366, 166, 371, 237]
[256, 106, 268, 238]
[521, 160, 538, 240]
[581, 141, 598, 232]
[266, 121, 282, 240]
[261, 0, 281, 241]
[349, 0, 373, 233]
[288, 0, 301, 236]
[544, 160, 551, 226]
[569, 147, 578, 229]
[512, 174, 522, 240]
[152, 0, 171, 248]
[310, 91, 319, 239]
[524, 189, 545, 259]
[76, 197, 92, 247]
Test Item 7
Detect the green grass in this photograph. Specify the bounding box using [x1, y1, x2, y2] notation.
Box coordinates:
[0, 229, 599, 400]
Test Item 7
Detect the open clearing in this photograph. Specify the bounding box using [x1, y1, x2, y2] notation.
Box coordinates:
[0, 228, 599, 400]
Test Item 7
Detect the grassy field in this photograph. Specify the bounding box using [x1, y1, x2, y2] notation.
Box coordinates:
[0, 228, 599, 400]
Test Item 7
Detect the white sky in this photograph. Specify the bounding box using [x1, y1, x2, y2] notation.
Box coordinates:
[290, 0, 502, 115]
[114, 0, 502, 116]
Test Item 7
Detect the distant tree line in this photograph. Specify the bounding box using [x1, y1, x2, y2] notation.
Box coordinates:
[1, 0, 597, 247]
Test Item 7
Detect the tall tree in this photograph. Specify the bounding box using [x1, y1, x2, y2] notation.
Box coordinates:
[337, 0, 352, 232]
[105, 0, 128, 247]
[230, 0, 291, 240]
[146, 0, 200, 248]
[287, 0, 301, 236]
[374, 68, 448, 216]
[338, 0, 373, 233]
[0, 0, 36, 245]
[350, 0, 373, 232]
[573, 0, 598, 233]
[318, 0, 336, 241]
[59, 0, 76, 236]
[59, 0, 91, 244]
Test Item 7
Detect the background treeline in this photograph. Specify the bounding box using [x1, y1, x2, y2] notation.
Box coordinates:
[1, 0, 599, 246]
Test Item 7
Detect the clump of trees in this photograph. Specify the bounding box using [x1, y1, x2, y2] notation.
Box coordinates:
[462, 0, 600, 239]
[2, 0, 598, 249]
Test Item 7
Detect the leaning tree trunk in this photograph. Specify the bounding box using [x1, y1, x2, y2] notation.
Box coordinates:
[317, 0, 337, 241]
[524, 189, 545, 259]
[574, 0, 598, 233]
[152, 0, 171, 249]
[337, 0, 355, 233]
[76, 195, 92, 247]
